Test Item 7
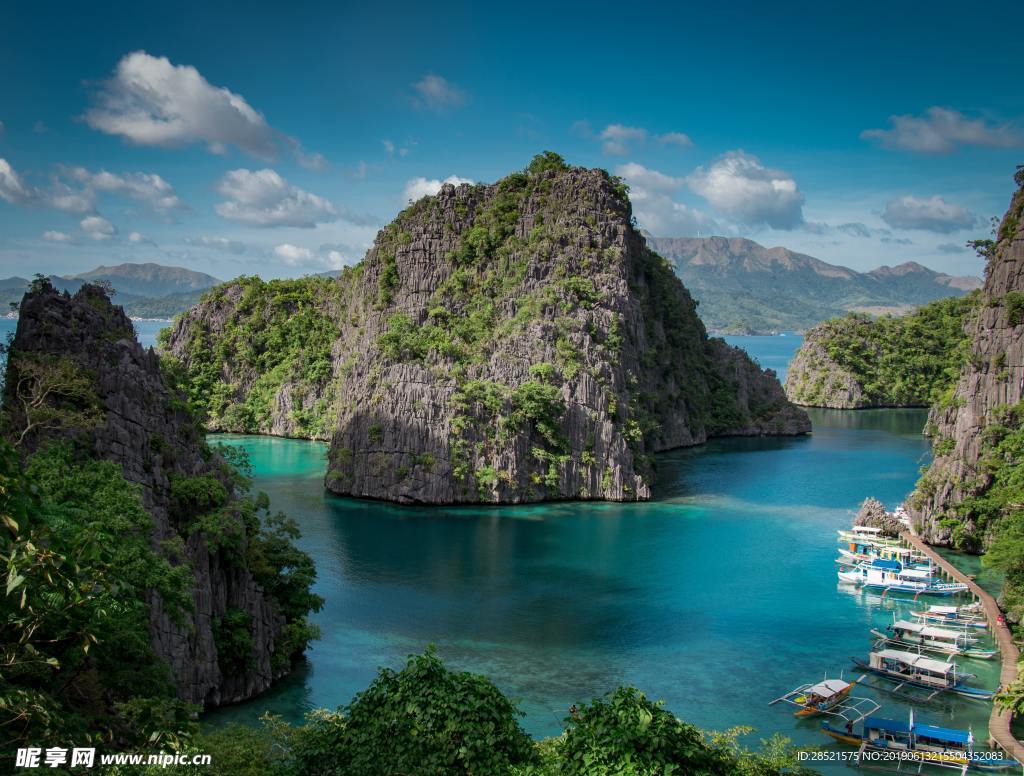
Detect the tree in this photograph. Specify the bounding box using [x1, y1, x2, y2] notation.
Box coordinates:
[5, 353, 102, 447]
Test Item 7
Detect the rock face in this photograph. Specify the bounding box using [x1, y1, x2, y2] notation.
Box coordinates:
[5, 284, 293, 706]
[168, 157, 810, 504]
[853, 497, 902, 537]
[909, 183, 1024, 546]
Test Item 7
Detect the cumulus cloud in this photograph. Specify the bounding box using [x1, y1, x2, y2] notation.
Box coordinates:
[214, 168, 341, 227]
[42, 230, 74, 243]
[64, 167, 182, 214]
[600, 124, 647, 155]
[861, 107, 1024, 154]
[81, 215, 116, 241]
[411, 74, 466, 111]
[128, 231, 157, 246]
[274, 243, 314, 265]
[615, 163, 718, 236]
[0, 158, 36, 205]
[402, 175, 473, 203]
[83, 51, 324, 166]
[881, 195, 979, 233]
[688, 151, 804, 229]
[272, 243, 344, 269]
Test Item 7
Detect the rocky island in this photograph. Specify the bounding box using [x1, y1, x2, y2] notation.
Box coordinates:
[783, 293, 977, 409]
[166, 154, 809, 504]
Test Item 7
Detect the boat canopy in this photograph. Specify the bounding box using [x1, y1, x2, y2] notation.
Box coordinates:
[871, 559, 903, 571]
[913, 723, 971, 745]
[893, 620, 964, 639]
[852, 526, 883, 534]
[876, 649, 955, 675]
[929, 606, 959, 615]
[864, 715, 910, 734]
[805, 679, 849, 697]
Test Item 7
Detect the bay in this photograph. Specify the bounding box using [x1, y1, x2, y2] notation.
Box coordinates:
[205, 335, 1000, 773]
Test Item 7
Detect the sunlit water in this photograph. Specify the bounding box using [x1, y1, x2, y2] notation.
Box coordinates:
[200, 334, 1001, 773]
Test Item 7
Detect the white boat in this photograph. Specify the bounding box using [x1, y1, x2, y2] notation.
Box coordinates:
[836, 541, 932, 569]
[870, 617, 997, 660]
[838, 559, 968, 596]
[911, 604, 989, 631]
[837, 526, 902, 547]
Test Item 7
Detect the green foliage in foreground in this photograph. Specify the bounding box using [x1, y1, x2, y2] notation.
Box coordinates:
[109, 650, 816, 776]
[791, 293, 977, 407]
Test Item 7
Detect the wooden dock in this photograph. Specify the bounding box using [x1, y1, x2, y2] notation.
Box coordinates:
[901, 530, 1024, 766]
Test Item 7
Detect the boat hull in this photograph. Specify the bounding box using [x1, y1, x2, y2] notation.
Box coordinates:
[852, 657, 995, 700]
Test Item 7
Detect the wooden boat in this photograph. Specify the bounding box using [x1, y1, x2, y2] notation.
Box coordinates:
[821, 710, 1018, 771]
[836, 540, 931, 568]
[912, 603, 989, 631]
[837, 526, 902, 547]
[852, 648, 995, 700]
[838, 558, 969, 596]
[769, 675, 866, 717]
[870, 617, 997, 660]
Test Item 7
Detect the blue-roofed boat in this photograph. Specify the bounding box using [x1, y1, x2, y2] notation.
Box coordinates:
[838, 558, 969, 596]
[821, 710, 1018, 771]
[852, 648, 995, 700]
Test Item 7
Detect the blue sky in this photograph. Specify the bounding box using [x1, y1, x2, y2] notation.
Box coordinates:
[1, 0, 1022, 280]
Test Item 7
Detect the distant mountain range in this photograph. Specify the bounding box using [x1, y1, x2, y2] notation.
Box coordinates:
[647, 236, 982, 333]
[2, 263, 221, 318]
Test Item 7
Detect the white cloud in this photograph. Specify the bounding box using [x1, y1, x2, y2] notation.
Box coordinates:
[42, 230, 73, 243]
[615, 163, 718, 236]
[657, 132, 693, 148]
[937, 242, 968, 254]
[402, 175, 473, 203]
[688, 151, 805, 229]
[383, 139, 395, 156]
[67, 167, 182, 213]
[411, 74, 466, 111]
[600, 124, 647, 155]
[861, 107, 1024, 154]
[128, 231, 157, 246]
[881, 195, 979, 233]
[214, 168, 340, 227]
[273, 243, 315, 265]
[0, 158, 36, 205]
[81, 215, 116, 241]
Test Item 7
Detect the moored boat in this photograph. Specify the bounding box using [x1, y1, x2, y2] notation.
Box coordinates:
[912, 603, 989, 631]
[870, 617, 997, 660]
[838, 558, 969, 596]
[821, 711, 1018, 771]
[769, 675, 869, 718]
[837, 525, 902, 547]
[852, 648, 995, 700]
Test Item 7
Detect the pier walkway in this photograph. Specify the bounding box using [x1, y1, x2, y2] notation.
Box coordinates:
[900, 530, 1024, 766]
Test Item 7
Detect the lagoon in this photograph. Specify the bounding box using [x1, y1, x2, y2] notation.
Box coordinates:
[205, 335, 1000, 772]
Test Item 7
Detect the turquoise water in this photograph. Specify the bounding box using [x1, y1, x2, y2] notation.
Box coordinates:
[205, 336, 1001, 772]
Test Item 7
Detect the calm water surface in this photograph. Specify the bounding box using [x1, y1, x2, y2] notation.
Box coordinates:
[205, 335, 1001, 773]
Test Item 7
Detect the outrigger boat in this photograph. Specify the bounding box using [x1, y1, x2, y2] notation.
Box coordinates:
[769, 675, 871, 718]
[852, 648, 995, 700]
[836, 541, 932, 569]
[838, 525, 903, 547]
[912, 603, 989, 631]
[870, 618, 997, 660]
[838, 559, 969, 596]
[821, 710, 1018, 772]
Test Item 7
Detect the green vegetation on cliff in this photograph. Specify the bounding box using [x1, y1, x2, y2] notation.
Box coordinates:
[162, 275, 342, 438]
[111, 650, 813, 776]
[785, 293, 978, 408]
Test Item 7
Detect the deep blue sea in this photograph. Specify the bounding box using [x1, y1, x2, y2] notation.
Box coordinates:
[202, 334, 1001, 773]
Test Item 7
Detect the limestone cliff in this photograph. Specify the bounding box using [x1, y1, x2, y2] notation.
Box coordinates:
[909, 181, 1024, 547]
[4, 283, 317, 706]
[168, 155, 809, 504]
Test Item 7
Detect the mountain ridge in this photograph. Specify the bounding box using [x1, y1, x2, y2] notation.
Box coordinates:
[648, 235, 981, 333]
